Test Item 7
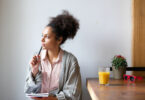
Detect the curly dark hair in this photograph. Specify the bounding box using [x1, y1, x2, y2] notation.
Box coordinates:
[47, 10, 79, 45]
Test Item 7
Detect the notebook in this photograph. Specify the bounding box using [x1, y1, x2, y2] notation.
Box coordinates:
[26, 93, 49, 97]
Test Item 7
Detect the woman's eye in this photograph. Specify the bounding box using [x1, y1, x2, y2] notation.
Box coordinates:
[41, 34, 50, 38]
[46, 35, 50, 38]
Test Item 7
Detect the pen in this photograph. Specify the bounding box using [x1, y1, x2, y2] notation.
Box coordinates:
[38, 46, 42, 55]
[38, 46, 42, 70]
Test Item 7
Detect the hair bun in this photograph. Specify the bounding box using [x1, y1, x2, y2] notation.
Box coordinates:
[47, 10, 79, 44]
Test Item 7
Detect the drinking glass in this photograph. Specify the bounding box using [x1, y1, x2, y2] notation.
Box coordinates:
[98, 67, 110, 85]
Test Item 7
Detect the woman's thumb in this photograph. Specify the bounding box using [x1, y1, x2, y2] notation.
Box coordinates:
[37, 55, 41, 62]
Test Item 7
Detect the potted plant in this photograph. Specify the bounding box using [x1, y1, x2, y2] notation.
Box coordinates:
[112, 55, 128, 79]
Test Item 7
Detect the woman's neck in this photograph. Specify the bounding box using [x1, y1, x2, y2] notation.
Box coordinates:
[47, 47, 61, 63]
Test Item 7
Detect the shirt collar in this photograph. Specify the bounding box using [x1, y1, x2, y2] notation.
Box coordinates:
[41, 48, 63, 63]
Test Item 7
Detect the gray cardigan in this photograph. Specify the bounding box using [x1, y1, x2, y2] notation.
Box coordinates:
[24, 50, 82, 100]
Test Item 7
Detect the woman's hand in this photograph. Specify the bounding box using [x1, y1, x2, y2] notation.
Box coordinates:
[29, 54, 41, 77]
[31, 96, 57, 100]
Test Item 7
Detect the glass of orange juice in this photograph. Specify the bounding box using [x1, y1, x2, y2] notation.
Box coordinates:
[98, 67, 110, 85]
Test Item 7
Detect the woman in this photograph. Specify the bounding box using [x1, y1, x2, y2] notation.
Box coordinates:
[24, 10, 82, 100]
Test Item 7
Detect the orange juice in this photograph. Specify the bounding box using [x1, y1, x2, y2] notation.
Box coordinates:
[98, 72, 110, 84]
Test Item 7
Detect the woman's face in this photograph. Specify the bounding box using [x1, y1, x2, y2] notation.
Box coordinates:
[41, 26, 62, 50]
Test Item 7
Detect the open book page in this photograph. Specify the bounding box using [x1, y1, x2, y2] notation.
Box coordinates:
[26, 93, 49, 97]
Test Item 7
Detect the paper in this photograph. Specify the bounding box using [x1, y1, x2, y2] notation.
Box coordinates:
[26, 93, 49, 97]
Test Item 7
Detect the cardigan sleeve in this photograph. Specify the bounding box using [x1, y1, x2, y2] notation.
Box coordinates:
[24, 65, 42, 94]
[56, 58, 82, 100]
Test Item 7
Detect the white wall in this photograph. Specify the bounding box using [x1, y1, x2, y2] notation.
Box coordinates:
[0, 0, 132, 100]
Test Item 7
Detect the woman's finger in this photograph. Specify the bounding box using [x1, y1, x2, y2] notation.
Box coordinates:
[33, 56, 36, 59]
[37, 56, 41, 62]
[33, 57, 37, 62]
[31, 62, 33, 66]
[32, 62, 35, 65]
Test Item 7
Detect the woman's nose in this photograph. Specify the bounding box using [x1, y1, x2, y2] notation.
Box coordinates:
[41, 37, 44, 42]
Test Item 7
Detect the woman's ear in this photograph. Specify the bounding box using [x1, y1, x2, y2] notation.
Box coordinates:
[57, 37, 63, 45]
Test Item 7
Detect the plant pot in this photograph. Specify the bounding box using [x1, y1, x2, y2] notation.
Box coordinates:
[112, 66, 126, 79]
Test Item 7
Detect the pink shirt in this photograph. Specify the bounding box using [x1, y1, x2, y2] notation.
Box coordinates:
[40, 48, 63, 93]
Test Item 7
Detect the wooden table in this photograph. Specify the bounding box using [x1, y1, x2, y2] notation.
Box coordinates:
[87, 78, 145, 100]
